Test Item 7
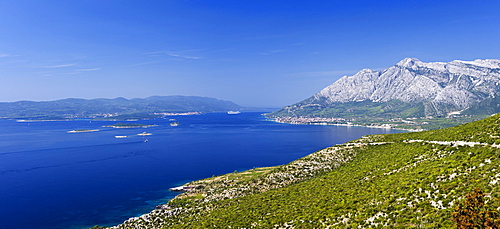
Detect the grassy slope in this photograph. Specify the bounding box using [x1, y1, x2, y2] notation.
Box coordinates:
[114, 114, 500, 228]
[268, 100, 426, 119]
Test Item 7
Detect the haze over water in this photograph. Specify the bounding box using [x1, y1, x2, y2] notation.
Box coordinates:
[0, 112, 405, 228]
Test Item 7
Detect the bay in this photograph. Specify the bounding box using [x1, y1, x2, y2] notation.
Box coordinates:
[0, 112, 404, 229]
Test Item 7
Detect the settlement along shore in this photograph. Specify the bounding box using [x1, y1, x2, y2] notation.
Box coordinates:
[270, 116, 424, 132]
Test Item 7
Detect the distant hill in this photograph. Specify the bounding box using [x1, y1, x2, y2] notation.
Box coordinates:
[0, 96, 241, 120]
[113, 112, 500, 228]
[268, 58, 500, 130]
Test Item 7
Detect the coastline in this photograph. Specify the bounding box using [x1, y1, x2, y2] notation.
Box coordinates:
[268, 117, 422, 132]
[110, 121, 404, 228]
[104, 113, 407, 228]
[111, 138, 370, 228]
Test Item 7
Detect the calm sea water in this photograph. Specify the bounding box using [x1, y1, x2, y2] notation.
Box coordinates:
[0, 112, 405, 229]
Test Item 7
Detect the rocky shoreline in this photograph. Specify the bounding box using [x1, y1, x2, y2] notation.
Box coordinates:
[111, 141, 363, 228]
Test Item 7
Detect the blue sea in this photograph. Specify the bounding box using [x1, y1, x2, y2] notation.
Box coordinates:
[0, 112, 405, 229]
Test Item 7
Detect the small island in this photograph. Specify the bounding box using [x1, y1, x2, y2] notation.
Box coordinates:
[102, 123, 158, 128]
[67, 129, 99, 133]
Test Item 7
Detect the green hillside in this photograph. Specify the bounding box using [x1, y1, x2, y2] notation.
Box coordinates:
[268, 99, 427, 119]
[112, 114, 500, 228]
[266, 99, 488, 131]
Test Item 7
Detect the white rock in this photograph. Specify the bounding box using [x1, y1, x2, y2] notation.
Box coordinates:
[311, 58, 500, 116]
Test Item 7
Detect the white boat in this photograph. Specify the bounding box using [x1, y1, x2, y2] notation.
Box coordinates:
[137, 132, 152, 136]
[114, 135, 128, 138]
[227, 111, 241, 115]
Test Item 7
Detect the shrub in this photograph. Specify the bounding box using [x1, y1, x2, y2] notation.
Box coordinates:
[452, 188, 500, 228]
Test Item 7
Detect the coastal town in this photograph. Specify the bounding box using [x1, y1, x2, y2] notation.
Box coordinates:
[272, 116, 409, 130]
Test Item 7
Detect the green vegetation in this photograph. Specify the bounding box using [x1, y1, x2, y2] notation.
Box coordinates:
[381, 116, 488, 130]
[270, 100, 426, 119]
[270, 98, 418, 119]
[112, 113, 500, 228]
[266, 99, 489, 130]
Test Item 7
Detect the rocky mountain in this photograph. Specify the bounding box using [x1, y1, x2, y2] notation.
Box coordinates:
[0, 96, 241, 120]
[271, 58, 500, 119]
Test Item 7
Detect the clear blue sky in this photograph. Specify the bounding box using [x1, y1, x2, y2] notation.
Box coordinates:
[1, 0, 499, 107]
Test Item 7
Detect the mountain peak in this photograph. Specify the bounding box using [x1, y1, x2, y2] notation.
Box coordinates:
[275, 58, 500, 118]
[358, 68, 375, 74]
[396, 57, 421, 67]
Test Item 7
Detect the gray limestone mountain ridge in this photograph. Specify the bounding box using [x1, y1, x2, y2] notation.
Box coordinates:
[273, 58, 500, 118]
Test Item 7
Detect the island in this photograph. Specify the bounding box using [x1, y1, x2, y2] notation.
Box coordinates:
[0, 96, 240, 120]
[102, 123, 158, 128]
[67, 129, 99, 133]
